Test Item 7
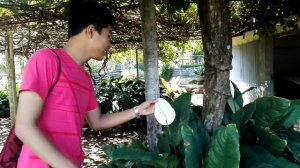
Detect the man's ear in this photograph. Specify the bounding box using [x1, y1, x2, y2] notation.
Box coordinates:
[85, 25, 95, 38]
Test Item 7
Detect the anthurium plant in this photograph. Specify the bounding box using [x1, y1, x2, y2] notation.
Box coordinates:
[99, 82, 300, 168]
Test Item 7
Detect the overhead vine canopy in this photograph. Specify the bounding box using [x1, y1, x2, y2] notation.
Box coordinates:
[0, 0, 299, 57]
[0, 0, 201, 56]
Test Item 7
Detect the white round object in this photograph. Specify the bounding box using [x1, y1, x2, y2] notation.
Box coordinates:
[154, 98, 176, 125]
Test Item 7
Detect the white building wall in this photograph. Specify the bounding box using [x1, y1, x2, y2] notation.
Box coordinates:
[230, 32, 274, 105]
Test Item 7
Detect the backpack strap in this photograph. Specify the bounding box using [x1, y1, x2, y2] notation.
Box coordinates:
[48, 49, 61, 95]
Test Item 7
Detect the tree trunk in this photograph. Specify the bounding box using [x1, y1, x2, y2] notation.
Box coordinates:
[5, 36, 18, 124]
[136, 49, 139, 80]
[197, 0, 232, 132]
[139, 0, 161, 153]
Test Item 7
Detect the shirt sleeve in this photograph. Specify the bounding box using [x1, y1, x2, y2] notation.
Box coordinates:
[20, 48, 59, 101]
[86, 85, 99, 112]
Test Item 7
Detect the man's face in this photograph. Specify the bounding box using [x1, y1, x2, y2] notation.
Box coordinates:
[89, 26, 112, 60]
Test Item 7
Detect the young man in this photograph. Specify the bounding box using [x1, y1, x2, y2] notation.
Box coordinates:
[15, 1, 156, 167]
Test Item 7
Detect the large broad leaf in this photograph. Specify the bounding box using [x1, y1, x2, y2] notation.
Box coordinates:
[157, 134, 171, 153]
[231, 101, 256, 127]
[253, 97, 290, 127]
[181, 124, 203, 168]
[204, 124, 240, 168]
[165, 93, 192, 147]
[254, 126, 287, 156]
[275, 157, 300, 168]
[241, 140, 299, 168]
[241, 144, 275, 168]
[189, 109, 210, 153]
[230, 81, 243, 107]
[280, 131, 300, 163]
[110, 147, 170, 168]
[273, 100, 300, 130]
[111, 147, 161, 161]
[142, 153, 178, 168]
[227, 96, 241, 114]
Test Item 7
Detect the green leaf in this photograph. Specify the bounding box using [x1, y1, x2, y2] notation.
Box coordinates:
[241, 145, 276, 168]
[111, 147, 160, 161]
[181, 124, 203, 168]
[166, 154, 179, 168]
[275, 157, 300, 168]
[254, 126, 287, 156]
[157, 134, 171, 153]
[280, 131, 300, 163]
[102, 145, 116, 159]
[165, 93, 192, 147]
[204, 124, 240, 168]
[230, 81, 243, 107]
[273, 100, 300, 129]
[231, 101, 256, 127]
[110, 147, 171, 168]
[253, 97, 290, 127]
[241, 144, 299, 168]
[189, 109, 210, 153]
[227, 97, 241, 114]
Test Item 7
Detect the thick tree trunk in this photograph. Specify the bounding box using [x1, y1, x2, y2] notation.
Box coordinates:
[5, 36, 18, 124]
[197, 0, 232, 132]
[139, 0, 161, 153]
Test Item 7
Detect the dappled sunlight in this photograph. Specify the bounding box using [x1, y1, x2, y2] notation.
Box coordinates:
[232, 80, 273, 105]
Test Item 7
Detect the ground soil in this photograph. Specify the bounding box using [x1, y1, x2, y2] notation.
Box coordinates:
[0, 118, 145, 168]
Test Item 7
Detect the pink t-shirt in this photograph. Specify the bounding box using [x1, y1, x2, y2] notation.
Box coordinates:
[17, 48, 98, 168]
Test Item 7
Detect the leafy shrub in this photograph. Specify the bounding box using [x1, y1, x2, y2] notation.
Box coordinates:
[99, 82, 300, 168]
[181, 64, 204, 77]
[195, 65, 204, 76]
[161, 63, 174, 81]
[95, 76, 146, 114]
[0, 91, 9, 118]
[160, 77, 186, 101]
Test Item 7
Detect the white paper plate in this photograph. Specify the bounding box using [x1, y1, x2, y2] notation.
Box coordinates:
[154, 98, 176, 125]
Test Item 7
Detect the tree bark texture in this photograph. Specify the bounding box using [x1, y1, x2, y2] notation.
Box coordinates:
[5, 36, 18, 124]
[139, 0, 161, 153]
[197, 0, 233, 132]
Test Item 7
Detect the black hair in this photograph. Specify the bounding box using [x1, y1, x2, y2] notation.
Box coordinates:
[67, 0, 116, 38]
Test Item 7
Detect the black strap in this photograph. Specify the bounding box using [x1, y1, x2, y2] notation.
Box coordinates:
[48, 49, 61, 95]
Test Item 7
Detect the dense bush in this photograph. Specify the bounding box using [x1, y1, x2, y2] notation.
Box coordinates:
[95, 76, 146, 114]
[99, 82, 300, 168]
[94, 76, 187, 131]
[0, 91, 9, 118]
[161, 63, 174, 81]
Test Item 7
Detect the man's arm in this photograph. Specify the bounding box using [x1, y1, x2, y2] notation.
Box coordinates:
[15, 91, 76, 168]
[86, 100, 156, 131]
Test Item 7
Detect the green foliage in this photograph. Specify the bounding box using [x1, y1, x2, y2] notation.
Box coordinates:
[231, 0, 300, 36]
[158, 40, 203, 64]
[100, 81, 300, 168]
[181, 64, 204, 76]
[95, 76, 145, 114]
[99, 93, 208, 168]
[160, 63, 174, 81]
[111, 50, 143, 64]
[160, 77, 186, 101]
[0, 91, 9, 118]
[226, 82, 300, 167]
[204, 124, 240, 168]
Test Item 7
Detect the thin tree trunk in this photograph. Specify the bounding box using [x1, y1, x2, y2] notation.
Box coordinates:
[139, 0, 161, 153]
[5, 36, 18, 124]
[197, 0, 232, 132]
[136, 49, 139, 80]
